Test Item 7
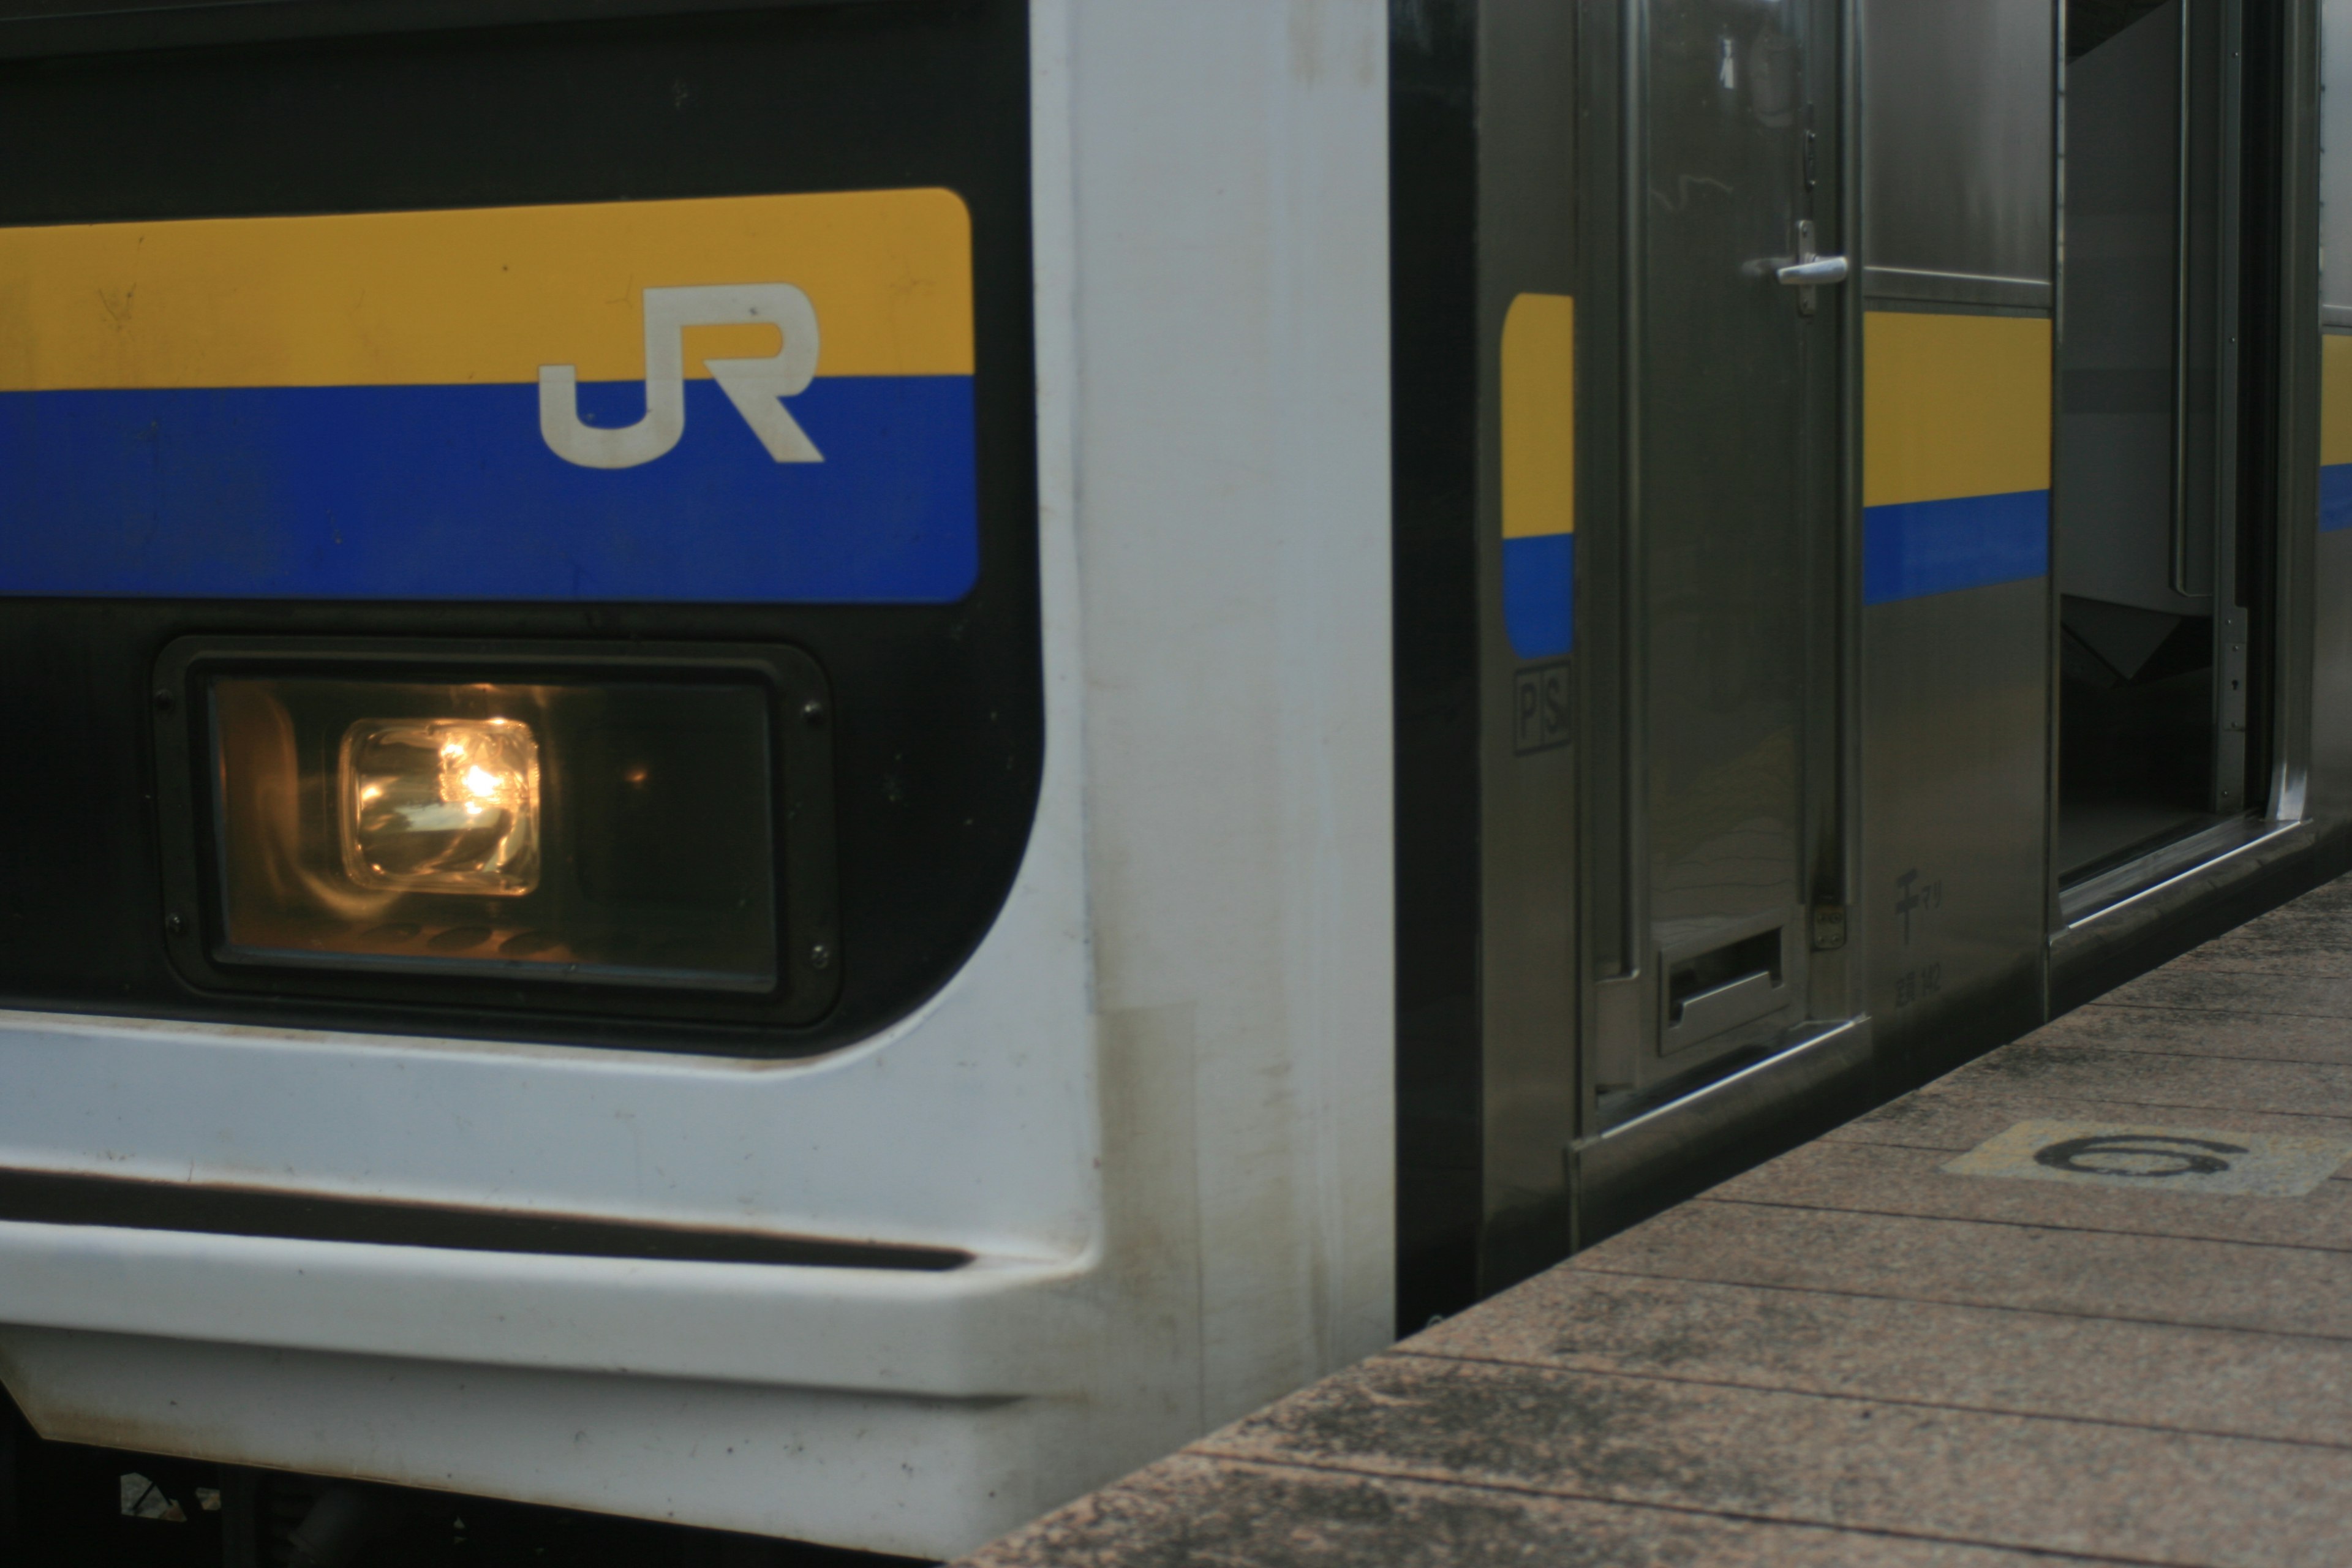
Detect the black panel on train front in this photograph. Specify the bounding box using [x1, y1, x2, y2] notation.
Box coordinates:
[0, 0, 1039, 1056]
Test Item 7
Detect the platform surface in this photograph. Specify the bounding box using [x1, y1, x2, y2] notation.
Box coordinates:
[963, 875, 2352, 1567]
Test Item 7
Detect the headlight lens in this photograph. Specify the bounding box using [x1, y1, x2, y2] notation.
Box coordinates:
[342, 718, 542, 896]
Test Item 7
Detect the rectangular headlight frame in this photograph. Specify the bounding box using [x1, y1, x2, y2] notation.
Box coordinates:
[153, 637, 839, 1028]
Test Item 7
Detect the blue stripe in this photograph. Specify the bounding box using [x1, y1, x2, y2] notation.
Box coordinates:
[1503, 533, 1574, 658]
[0, 377, 976, 601]
[1863, 489, 2049, 605]
[2321, 464, 2352, 533]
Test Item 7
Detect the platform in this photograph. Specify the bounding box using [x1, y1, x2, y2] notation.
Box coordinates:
[965, 875, 2352, 1567]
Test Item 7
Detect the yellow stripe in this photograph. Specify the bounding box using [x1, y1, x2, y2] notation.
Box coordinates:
[0, 187, 971, 391]
[1864, 311, 2051, 508]
[2324, 334, 2352, 467]
[1501, 292, 1574, 539]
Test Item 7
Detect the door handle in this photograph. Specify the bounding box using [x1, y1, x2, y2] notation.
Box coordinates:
[1775, 218, 1841, 316]
[1774, 257, 1849, 285]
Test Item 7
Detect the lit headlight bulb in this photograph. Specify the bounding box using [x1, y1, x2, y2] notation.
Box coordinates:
[341, 717, 541, 895]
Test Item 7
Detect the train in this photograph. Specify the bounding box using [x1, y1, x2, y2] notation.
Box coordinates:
[0, 0, 2344, 1559]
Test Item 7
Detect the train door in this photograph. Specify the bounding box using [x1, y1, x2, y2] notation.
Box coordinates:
[1594, 0, 1853, 1115]
[2055, 0, 2259, 902]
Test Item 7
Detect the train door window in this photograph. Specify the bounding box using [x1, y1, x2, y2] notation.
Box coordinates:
[2055, 0, 2255, 884]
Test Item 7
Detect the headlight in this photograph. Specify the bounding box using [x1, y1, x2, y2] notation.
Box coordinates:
[342, 717, 543, 896]
[198, 669, 783, 993]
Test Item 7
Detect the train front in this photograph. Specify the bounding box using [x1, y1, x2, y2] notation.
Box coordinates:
[0, 0, 1400, 1557]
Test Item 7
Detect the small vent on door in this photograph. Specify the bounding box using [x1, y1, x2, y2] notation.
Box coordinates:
[1667, 927, 1782, 1022]
[1662, 924, 1788, 1054]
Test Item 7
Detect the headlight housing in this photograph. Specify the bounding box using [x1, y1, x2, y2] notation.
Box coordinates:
[153, 638, 840, 1027]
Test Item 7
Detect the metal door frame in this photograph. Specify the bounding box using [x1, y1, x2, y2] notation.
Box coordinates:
[2046, 0, 2324, 936]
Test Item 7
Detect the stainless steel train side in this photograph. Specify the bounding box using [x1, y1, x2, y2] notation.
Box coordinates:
[1404, 0, 2352, 1306]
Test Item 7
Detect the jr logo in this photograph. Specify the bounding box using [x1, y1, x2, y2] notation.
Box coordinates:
[538, 284, 824, 469]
